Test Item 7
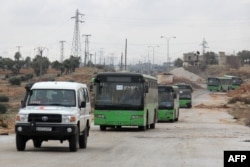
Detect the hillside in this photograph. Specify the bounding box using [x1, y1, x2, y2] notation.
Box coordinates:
[0, 67, 103, 134]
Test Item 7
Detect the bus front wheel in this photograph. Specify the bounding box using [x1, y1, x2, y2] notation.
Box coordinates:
[100, 125, 106, 131]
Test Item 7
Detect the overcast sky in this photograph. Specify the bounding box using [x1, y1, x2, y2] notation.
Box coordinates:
[0, 0, 249, 65]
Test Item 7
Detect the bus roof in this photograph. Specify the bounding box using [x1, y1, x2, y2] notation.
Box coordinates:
[96, 72, 157, 80]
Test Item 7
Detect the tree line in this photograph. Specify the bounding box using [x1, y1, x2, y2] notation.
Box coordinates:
[0, 52, 81, 76]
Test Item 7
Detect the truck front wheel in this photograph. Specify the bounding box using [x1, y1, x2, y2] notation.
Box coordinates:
[79, 128, 88, 149]
[69, 128, 79, 152]
[16, 134, 26, 151]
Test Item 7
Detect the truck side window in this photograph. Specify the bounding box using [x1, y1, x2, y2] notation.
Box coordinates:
[83, 88, 89, 102]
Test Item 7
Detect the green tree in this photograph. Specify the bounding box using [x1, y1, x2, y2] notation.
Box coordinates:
[24, 56, 32, 68]
[32, 55, 50, 76]
[238, 50, 250, 64]
[12, 52, 25, 75]
[203, 52, 218, 65]
[63, 56, 80, 74]
[2, 58, 14, 71]
[174, 58, 183, 67]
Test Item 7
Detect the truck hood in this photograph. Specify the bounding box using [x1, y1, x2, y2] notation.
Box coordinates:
[19, 106, 78, 114]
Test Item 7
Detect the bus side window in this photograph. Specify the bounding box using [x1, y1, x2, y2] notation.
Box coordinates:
[144, 83, 149, 93]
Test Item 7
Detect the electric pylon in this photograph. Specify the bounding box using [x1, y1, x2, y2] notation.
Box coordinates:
[82, 34, 91, 66]
[59, 41, 66, 63]
[201, 38, 209, 55]
[71, 9, 84, 61]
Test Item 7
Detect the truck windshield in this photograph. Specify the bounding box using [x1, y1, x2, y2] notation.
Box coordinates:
[28, 89, 76, 106]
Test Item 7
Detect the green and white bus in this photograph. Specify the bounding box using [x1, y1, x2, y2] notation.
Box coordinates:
[175, 83, 193, 108]
[223, 75, 243, 90]
[94, 72, 158, 131]
[207, 77, 232, 92]
[207, 77, 221, 92]
[158, 85, 179, 122]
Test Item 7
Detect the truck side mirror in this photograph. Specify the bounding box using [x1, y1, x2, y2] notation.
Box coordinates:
[80, 101, 86, 108]
[21, 100, 25, 108]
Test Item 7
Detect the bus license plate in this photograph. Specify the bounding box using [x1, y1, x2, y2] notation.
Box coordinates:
[36, 127, 52, 131]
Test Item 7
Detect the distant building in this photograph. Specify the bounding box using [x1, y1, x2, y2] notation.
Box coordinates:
[183, 52, 203, 67]
[218, 51, 242, 68]
[218, 52, 226, 65]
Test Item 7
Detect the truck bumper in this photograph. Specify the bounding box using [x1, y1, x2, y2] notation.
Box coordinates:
[15, 123, 77, 140]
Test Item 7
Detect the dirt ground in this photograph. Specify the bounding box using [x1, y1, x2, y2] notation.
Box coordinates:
[0, 66, 250, 135]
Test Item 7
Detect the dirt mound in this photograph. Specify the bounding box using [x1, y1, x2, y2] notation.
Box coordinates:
[170, 67, 203, 82]
[194, 103, 229, 109]
[227, 83, 250, 97]
[226, 83, 250, 126]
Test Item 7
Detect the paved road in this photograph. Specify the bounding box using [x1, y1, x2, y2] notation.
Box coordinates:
[0, 89, 250, 167]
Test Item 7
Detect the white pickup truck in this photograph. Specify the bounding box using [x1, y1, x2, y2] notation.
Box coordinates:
[15, 81, 91, 152]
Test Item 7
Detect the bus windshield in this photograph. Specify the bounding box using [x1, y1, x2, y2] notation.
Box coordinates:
[158, 92, 174, 108]
[232, 77, 243, 85]
[207, 77, 220, 86]
[179, 90, 192, 99]
[95, 82, 143, 108]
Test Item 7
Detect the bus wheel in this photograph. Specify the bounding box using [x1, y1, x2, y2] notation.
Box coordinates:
[138, 126, 146, 131]
[150, 112, 156, 129]
[100, 125, 106, 131]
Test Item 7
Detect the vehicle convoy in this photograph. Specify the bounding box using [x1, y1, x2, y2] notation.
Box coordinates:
[157, 85, 179, 122]
[15, 81, 91, 152]
[175, 83, 193, 108]
[93, 72, 158, 131]
[207, 76, 232, 92]
[223, 75, 243, 89]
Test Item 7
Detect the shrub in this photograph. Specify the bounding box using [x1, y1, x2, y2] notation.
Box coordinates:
[9, 77, 21, 85]
[25, 73, 33, 80]
[0, 104, 7, 114]
[0, 95, 9, 102]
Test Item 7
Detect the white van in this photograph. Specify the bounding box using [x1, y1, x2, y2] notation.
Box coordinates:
[15, 81, 91, 152]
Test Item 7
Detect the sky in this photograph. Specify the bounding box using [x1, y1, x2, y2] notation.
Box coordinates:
[0, 0, 249, 65]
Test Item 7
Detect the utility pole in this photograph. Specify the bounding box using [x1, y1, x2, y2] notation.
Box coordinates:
[34, 47, 48, 80]
[16, 46, 22, 53]
[71, 9, 84, 61]
[121, 52, 123, 71]
[125, 38, 127, 70]
[99, 48, 104, 65]
[59, 41, 66, 63]
[82, 34, 91, 66]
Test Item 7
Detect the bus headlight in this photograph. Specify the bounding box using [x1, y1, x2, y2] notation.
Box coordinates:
[131, 115, 143, 120]
[15, 114, 28, 122]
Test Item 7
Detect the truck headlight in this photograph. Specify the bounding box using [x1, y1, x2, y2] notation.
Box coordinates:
[62, 115, 76, 123]
[16, 114, 28, 122]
